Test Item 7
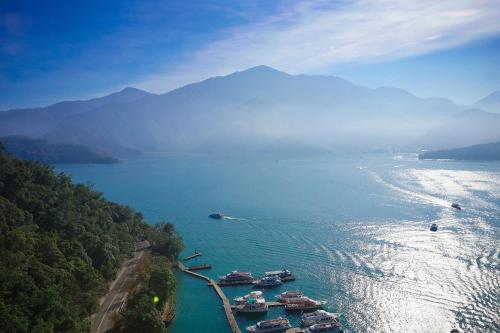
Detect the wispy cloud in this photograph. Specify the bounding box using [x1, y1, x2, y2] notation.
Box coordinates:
[135, 0, 500, 93]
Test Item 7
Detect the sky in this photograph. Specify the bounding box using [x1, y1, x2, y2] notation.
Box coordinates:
[0, 0, 499, 110]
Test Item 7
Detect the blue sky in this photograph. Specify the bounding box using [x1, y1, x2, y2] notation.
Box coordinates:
[1, 0, 499, 109]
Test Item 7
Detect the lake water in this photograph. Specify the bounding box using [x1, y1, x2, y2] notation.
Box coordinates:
[56, 152, 500, 333]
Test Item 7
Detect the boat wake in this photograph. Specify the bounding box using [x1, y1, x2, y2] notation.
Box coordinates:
[369, 170, 451, 207]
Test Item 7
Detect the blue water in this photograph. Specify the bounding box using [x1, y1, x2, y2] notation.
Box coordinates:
[56, 152, 500, 333]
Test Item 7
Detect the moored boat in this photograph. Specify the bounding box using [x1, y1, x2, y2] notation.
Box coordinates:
[234, 297, 268, 313]
[300, 310, 340, 327]
[265, 269, 295, 281]
[305, 322, 343, 333]
[275, 290, 304, 302]
[246, 317, 292, 332]
[253, 275, 282, 288]
[219, 271, 254, 285]
[234, 291, 264, 305]
[285, 297, 327, 312]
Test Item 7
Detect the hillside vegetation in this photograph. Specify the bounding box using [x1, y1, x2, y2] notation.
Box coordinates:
[1, 135, 118, 164]
[0, 145, 182, 332]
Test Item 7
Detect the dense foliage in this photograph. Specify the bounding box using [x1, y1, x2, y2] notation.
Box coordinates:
[1, 135, 118, 164]
[115, 255, 177, 333]
[0, 146, 148, 332]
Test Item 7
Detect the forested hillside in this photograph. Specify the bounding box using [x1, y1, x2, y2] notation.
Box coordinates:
[0, 145, 182, 332]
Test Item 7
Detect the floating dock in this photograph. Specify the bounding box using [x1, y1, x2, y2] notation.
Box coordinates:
[218, 279, 255, 286]
[182, 252, 202, 261]
[188, 263, 212, 271]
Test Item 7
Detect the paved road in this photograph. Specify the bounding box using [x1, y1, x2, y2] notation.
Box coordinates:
[90, 251, 145, 333]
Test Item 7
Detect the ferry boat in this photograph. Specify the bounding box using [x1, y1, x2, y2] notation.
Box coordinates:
[209, 212, 224, 219]
[265, 269, 295, 281]
[234, 291, 264, 305]
[275, 290, 304, 302]
[451, 203, 461, 210]
[253, 275, 282, 288]
[234, 297, 268, 313]
[285, 297, 327, 312]
[219, 271, 254, 285]
[305, 322, 343, 333]
[246, 317, 292, 332]
[430, 223, 438, 232]
[300, 310, 340, 327]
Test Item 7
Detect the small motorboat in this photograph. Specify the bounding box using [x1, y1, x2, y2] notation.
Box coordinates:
[246, 317, 292, 332]
[451, 203, 461, 210]
[209, 212, 224, 219]
[430, 223, 438, 232]
[253, 275, 282, 288]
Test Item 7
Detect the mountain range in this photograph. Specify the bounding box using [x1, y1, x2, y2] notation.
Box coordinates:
[1, 65, 499, 157]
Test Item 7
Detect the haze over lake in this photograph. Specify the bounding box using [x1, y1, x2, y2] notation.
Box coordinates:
[56, 151, 500, 333]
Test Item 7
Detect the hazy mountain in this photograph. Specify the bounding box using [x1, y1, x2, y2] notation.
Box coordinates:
[419, 141, 500, 161]
[0, 135, 118, 164]
[473, 91, 500, 113]
[0, 87, 153, 137]
[417, 109, 500, 149]
[40, 66, 461, 154]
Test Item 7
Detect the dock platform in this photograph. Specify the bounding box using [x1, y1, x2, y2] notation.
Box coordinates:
[182, 252, 202, 261]
[188, 263, 212, 271]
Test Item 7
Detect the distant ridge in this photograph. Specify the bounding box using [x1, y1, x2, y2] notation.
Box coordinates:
[473, 91, 500, 114]
[0, 87, 153, 137]
[0, 135, 118, 164]
[419, 141, 500, 161]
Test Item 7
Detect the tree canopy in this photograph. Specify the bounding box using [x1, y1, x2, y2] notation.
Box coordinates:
[0, 146, 149, 332]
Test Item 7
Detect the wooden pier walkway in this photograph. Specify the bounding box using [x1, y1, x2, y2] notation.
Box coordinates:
[177, 262, 242, 333]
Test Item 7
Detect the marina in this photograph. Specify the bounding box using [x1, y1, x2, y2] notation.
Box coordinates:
[177, 260, 309, 333]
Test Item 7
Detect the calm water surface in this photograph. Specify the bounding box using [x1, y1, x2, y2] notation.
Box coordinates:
[56, 152, 500, 333]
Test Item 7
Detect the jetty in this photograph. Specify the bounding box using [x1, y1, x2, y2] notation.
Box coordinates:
[177, 261, 242, 333]
[182, 251, 202, 261]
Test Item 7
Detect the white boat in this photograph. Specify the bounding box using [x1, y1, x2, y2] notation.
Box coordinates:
[275, 290, 304, 302]
[265, 269, 294, 280]
[253, 275, 282, 288]
[234, 291, 264, 305]
[300, 310, 340, 327]
[234, 297, 268, 313]
[285, 297, 327, 312]
[305, 321, 343, 333]
[246, 317, 292, 332]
